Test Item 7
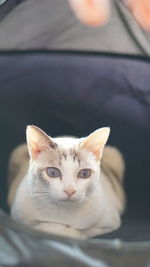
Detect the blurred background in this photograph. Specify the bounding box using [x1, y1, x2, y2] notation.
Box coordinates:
[0, 0, 149, 242]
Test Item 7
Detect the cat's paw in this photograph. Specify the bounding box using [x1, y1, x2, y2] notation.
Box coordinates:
[33, 222, 86, 239]
[84, 215, 121, 238]
[64, 225, 86, 239]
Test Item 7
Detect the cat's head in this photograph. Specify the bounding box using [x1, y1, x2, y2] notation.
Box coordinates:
[26, 125, 110, 205]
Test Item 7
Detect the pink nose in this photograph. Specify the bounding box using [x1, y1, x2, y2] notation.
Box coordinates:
[64, 189, 76, 198]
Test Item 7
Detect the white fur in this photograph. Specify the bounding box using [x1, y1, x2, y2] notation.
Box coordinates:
[11, 131, 122, 239]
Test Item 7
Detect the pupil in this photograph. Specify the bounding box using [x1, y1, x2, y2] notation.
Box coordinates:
[51, 169, 56, 176]
[46, 167, 60, 177]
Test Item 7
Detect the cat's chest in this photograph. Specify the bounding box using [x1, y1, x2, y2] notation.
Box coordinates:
[37, 195, 103, 229]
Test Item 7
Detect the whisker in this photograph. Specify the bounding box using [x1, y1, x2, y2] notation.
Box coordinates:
[32, 190, 49, 194]
[32, 191, 49, 196]
[32, 196, 48, 199]
[32, 194, 49, 199]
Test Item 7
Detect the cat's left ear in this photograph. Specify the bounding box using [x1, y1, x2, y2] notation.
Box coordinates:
[80, 127, 110, 160]
[26, 125, 56, 160]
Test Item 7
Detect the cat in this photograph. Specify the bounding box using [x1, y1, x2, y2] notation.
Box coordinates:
[8, 125, 126, 239]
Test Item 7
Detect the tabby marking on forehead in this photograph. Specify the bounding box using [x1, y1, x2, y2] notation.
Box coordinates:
[70, 148, 81, 165]
[57, 148, 81, 166]
[51, 142, 58, 150]
[57, 151, 67, 165]
[62, 152, 67, 160]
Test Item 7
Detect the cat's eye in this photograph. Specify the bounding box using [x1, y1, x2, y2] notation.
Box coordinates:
[78, 169, 91, 179]
[46, 167, 61, 178]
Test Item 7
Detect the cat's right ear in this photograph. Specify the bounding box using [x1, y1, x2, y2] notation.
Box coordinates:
[26, 125, 56, 160]
[80, 127, 110, 160]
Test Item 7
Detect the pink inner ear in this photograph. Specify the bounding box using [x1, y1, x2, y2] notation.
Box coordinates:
[34, 147, 42, 155]
[30, 142, 46, 159]
[93, 147, 101, 159]
[91, 147, 102, 160]
[83, 142, 101, 160]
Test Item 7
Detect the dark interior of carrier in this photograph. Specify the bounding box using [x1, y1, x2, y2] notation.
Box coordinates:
[0, 51, 150, 266]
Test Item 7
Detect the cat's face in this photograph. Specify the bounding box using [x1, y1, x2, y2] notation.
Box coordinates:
[26, 126, 110, 205]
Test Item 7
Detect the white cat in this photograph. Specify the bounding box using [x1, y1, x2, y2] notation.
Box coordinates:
[8, 125, 126, 239]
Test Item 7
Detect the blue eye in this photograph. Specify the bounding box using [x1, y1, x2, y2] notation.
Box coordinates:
[78, 169, 91, 179]
[46, 167, 61, 178]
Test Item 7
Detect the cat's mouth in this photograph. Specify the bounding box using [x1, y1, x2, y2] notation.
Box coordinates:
[58, 195, 86, 204]
[61, 197, 78, 203]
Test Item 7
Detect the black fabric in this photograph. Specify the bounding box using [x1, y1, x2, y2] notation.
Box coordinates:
[0, 52, 149, 265]
[0, 0, 25, 21]
[1, 0, 150, 56]
[0, 210, 150, 267]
